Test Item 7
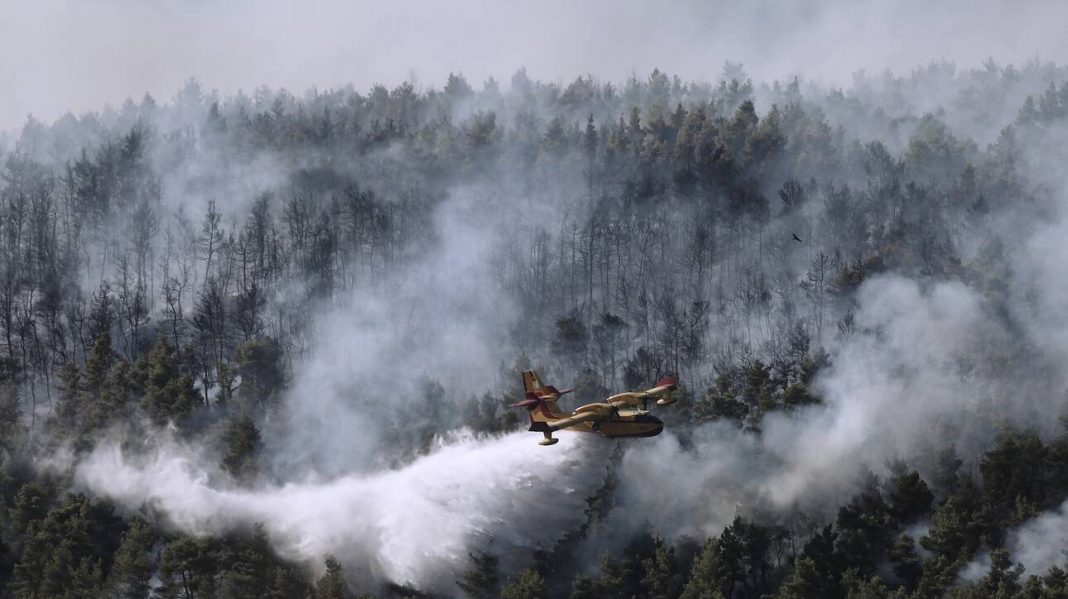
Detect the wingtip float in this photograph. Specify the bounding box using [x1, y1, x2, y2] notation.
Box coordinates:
[510, 370, 678, 446]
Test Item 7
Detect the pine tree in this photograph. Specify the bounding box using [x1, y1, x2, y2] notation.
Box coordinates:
[235, 337, 285, 410]
[108, 515, 157, 599]
[10, 494, 122, 599]
[778, 557, 827, 599]
[681, 538, 728, 599]
[139, 338, 201, 425]
[160, 534, 218, 599]
[887, 470, 934, 524]
[501, 569, 546, 599]
[456, 551, 500, 599]
[220, 524, 274, 599]
[316, 555, 349, 599]
[222, 415, 261, 481]
[569, 574, 598, 599]
[640, 538, 682, 599]
[888, 534, 922, 591]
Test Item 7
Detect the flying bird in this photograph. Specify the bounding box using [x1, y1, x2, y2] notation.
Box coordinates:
[792, 233, 803, 242]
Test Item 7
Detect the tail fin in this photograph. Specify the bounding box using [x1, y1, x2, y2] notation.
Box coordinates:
[646, 376, 679, 405]
[522, 370, 544, 399]
[513, 370, 569, 428]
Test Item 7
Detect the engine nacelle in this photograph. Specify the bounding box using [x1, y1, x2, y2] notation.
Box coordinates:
[575, 403, 614, 417]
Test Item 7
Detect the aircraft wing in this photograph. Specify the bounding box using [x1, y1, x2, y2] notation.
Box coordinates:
[548, 399, 637, 431]
[640, 377, 678, 405]
[546, 410, 602, 431]
[641, 377, 678, 397]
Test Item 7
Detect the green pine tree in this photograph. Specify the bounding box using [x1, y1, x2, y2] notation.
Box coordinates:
[501, 569, 546, 599]
[108, 515, 157, 599]
[316, 555, 349, 599]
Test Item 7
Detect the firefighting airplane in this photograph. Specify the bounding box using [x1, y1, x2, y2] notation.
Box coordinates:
[510, 370, 678, 446]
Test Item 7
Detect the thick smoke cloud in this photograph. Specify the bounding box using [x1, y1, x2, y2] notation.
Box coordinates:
[962, 497, 1068, 581]
[607, 275, 999, 540]
[1011, 198, 1068, 380]
[270, 185, 522, 477]
[1005, 499, 1068, 576]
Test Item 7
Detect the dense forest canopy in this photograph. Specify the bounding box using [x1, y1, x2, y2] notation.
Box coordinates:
[3, 59, 1068, 598]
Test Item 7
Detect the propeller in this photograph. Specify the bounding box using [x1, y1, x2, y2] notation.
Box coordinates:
[509, 398, 541, 410]
[510, 387, 572, 410]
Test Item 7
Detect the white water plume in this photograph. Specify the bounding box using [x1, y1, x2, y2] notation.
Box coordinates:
[74, 429, 612, 590]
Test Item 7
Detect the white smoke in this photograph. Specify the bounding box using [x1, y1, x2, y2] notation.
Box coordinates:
[74, 429, 611, 591]
[960, 499, 1068, 583]
[609, 274, 1002, 540]
[270, 185, 521, 476]
[1005, 499, 1068, 577]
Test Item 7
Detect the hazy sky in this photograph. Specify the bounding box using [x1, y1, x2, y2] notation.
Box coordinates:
[3, 0, 1067, 132]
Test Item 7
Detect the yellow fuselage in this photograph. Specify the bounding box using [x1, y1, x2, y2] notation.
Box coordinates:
[566, 409, 664, 438]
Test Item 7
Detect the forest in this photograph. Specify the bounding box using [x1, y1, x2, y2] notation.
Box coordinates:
[3, 58, 1068, 598]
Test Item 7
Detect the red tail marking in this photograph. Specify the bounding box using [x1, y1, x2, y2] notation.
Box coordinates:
[656, 376, 678, 390]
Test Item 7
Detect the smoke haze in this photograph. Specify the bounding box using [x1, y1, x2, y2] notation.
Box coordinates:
[5, 0, 1068, 132]
[608, 275, 1002, 537]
